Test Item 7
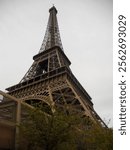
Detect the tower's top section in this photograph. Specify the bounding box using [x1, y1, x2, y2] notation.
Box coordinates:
[49, 5, 57, 14]
[39, 6, 63, 53]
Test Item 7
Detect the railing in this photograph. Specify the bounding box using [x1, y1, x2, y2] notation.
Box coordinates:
[6, 66, 67, 92]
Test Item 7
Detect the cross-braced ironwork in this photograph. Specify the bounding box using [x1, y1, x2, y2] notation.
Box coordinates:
[19, 6, 63, 83]
[5, 6, 107, 128]
[39, 6, 63, 53]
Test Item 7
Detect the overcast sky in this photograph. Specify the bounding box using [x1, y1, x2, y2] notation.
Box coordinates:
[0, 0, 112, 127]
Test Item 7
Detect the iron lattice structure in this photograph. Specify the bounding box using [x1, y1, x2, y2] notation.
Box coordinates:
[5, 6, 107, 127]
[39, 6, 63, 53]
[19, 6, 63, 83]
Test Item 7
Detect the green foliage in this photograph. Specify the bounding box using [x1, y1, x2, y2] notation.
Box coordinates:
[19, 106, 113, 150]
[75, 124, 113, 150]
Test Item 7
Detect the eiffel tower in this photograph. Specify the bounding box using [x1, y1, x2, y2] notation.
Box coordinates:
[6, 6, 107, 127]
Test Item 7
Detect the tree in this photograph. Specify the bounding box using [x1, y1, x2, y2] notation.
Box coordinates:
[19, 105, 113, 150]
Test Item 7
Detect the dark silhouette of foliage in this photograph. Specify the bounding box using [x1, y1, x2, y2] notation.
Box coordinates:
[19, 105, 113, 150]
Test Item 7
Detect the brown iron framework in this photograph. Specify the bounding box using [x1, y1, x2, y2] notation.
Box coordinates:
[4, 6, 107, 128]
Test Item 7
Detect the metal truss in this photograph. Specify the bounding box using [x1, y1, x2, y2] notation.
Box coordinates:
[19, 46, 67, 83]
[39, 6, 63, 53]
[20, 6, 64, 83]
[8, 74, 107, 128]
[5, 6, 107, 128]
